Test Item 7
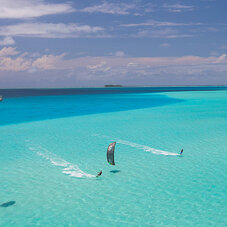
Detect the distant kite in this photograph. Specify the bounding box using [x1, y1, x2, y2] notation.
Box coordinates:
[107, 142, 116, 165]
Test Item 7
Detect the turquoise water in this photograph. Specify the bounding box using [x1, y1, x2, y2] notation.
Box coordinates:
[0, 90, 226, 226]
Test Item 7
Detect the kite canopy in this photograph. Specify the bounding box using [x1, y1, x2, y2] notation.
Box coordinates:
[107, 142, 116, 165]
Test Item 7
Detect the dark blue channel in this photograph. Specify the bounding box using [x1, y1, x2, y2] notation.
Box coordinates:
[0, 86, 227, 98]
[0, 93, 183, 126]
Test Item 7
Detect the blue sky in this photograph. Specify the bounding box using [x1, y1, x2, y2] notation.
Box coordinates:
[0, 0, 227, 87]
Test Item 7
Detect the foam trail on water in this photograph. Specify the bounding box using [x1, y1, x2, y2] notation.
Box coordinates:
[94, 134, 179, 156]
[27, 144, 95, 178]
[117, 139, 179, 156]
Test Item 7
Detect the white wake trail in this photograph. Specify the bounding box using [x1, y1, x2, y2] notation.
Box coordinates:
[117, 139, 179, 156]
[94, 134, 179, 156]
[28, 145, 95, 178]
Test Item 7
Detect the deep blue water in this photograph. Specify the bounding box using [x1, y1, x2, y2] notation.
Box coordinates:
[1, 87, 226, 126]
[0, 93, 183, 126]
[1, 86, 227, 98]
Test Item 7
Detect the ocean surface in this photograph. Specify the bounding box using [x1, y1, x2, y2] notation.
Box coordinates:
[0, 87, 226, 226]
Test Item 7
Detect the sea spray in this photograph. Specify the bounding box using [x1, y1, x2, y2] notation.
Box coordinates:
[27, 144, 95, 178]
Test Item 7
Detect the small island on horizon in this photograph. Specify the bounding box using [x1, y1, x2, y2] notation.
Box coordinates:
[104, 85, 123, 87]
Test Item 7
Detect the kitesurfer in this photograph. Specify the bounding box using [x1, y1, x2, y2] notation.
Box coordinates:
[180, 149, 183, 155]
[96, 170, 102, 177]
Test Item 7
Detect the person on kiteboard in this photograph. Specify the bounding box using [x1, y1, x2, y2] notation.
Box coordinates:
[96, 170, 102, 177]
[180, 149, 183, 155]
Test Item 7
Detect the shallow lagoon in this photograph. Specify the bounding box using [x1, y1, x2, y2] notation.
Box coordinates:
[0, 89, 226, 226]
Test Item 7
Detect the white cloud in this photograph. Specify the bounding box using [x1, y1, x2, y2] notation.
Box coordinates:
[214, 54, 226, 63]
[87, 61, 106, 70]
[0, 47, 19, 56]
[81, 2, 135, 15]
[114, 51, 125, 57]
[0, 47, 227, 83]
[0, 0, 74, 19]
[0, 56, 31, 71]
[32, 54, 66, 70]
[0, 47, 31, 71]
[121, 20, 201, 27]
[135, 28, 193, 39]
[120, 20, 203, 39]
[87, 61, 111, 72]
[1, 47, 227, 75]
[0, 23, 104, 38]
[0, 36, 15, 46]
[127, 62, 137, 67]
[163, 4, 194, 13]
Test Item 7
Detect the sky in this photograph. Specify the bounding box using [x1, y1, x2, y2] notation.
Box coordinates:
[0, 0, 227, 88]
